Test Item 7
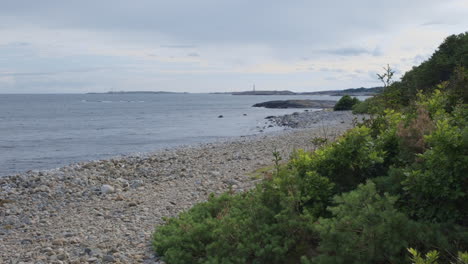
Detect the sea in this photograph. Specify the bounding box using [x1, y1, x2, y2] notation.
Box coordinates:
[0, 93, 356, 176]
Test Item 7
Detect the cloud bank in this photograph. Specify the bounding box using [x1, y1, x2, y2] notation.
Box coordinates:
[0, 0, 467, 93]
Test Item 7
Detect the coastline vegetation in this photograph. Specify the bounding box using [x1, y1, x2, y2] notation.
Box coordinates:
[333, 95, 360, 111]
[152, 32, 468, 263]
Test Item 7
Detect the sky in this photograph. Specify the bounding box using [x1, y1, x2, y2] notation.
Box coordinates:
[0, 0, 467, 93]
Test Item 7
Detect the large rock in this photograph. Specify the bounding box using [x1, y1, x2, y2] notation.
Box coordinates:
[252, 100, 336, 109]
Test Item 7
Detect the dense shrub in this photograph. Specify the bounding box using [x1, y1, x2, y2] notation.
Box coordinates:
[312, 181, 415, 264]
[333, 95, 360, 111]
[152, 164, 336, 264]
[305, 126, 385, 193]
[351, 99, 371, 114]
[152, 190, 314, 264]
[402, 113, 468, 223]
[397, 108, 434, 152]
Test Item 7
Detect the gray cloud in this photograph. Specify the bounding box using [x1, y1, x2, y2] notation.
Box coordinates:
[0, 67, 107, 77]
[323, 47, 382, 56]
[0, 0, 445, 47]
[0, 0, 466, 93]
[160, 45, 197, 49]
[320, 68, 344, 73]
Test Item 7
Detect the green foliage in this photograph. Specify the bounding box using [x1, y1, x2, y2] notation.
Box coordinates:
[408, 249, 468, 264]
[333, 95, 360, 111]
[272, 148, 282, 177]
[446, 66, 468, 108]
[306, 126, 385, 193]
[456, 251, 468, 264]
[313, 181, 415, 264]
[377, 64, 395, 88]
[153, 189, 315, 264]
[351, 99, 372, 114]
[153, 162, 337, 264]
[401, 111, 468, 223]
[408, 248, 440, 264]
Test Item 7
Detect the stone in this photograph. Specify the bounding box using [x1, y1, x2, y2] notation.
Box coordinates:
[103, 255, 116, 262]
[100, 184, 115, 194]
[52, 238, 65, 246]
[130, 180, 143, 189]
[35, 185, 51, 193]
[20, 239, 33, 245]
[210, 171, 221, 177]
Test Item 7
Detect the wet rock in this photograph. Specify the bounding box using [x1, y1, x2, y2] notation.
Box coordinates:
[130, 180, 144, 189]
[253, 100, 336, 109]
[103, 254, 116, 262]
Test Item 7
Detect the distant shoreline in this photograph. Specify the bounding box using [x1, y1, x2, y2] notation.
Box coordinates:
[230, 86, 382, 96]
[86, 91, 189, 94]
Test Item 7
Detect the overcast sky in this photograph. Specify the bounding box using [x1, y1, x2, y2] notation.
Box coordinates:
[0, 0, 467, 93]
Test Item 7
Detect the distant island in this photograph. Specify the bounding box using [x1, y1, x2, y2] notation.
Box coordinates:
[232, 90, 296, 95]
[86, 91, 188, 94]
[252, 99, 336, 109]
[230, 86, 382, 96]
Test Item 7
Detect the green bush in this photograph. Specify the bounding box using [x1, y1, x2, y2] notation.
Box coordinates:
[408, 248, 440, 264]
[351, 99, 371, 114]
[401, 114, 468, 223]
[305, 126, 385, 193]
[333, 95, 360, 111]
[152, 165, 331, 264]
[312, 181, 415, 264]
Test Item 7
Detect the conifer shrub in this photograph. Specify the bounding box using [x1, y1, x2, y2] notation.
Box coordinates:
[408, 248, 468, 264]
[311, 181, 415, 264]
[301, 126, 385, 193]
[152, 164, 336, 264]
[401, 113, 468, 223]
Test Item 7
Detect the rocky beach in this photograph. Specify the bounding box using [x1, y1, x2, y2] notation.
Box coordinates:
[1, 110, 364, 264]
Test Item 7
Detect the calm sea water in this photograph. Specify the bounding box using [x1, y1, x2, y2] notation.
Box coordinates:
[0, 93, 354, 176]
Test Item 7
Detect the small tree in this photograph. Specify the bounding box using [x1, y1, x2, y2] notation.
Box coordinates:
[377, 64, 395, 88]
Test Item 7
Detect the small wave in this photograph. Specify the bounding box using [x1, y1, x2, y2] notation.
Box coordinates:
[0, 146, 15, 149]
[81, 100, 144, 103]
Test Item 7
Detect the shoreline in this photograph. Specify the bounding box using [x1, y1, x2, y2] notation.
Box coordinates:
[0, 110, 363, 263]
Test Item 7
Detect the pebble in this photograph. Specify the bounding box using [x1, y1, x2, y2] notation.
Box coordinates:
[101, 185, 115, 194]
